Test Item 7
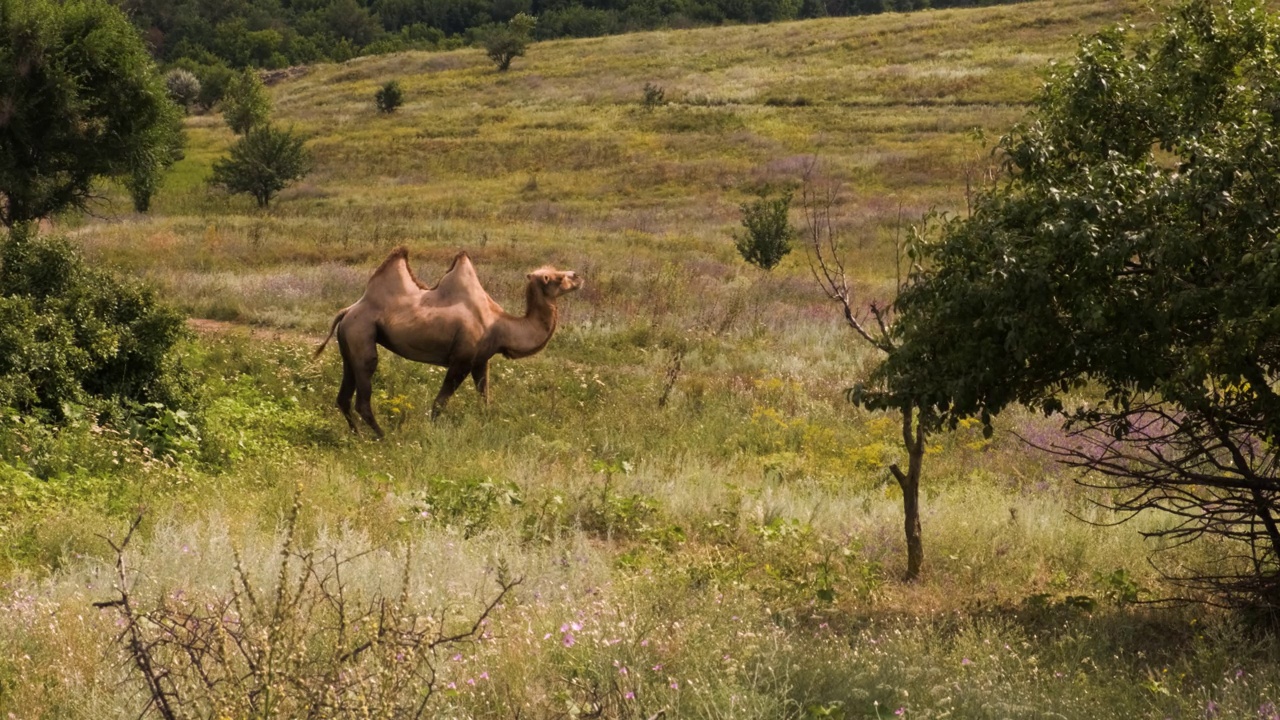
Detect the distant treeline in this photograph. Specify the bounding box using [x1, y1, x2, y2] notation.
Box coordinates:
[117, 0, 1025, 72]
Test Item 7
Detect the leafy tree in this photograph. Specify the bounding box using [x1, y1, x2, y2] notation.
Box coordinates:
[876, 0, 1280, 609]
[734, 189, 795, 271]
[221, 68, 271, 135]
[210, 125, 310, 208]
[375, 79, 404, 113]
[483, 12, 536, 71]
[0, 0, 184, 228]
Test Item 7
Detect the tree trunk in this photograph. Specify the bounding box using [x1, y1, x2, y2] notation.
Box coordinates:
[889, 402, 926, 581]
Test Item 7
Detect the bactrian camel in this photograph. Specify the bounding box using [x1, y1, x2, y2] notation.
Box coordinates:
[315, 247, 582, 437]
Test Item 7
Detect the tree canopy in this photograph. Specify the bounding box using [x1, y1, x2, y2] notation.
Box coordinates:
[875, 0, 1280, 607]
[0, 0, 183, 227]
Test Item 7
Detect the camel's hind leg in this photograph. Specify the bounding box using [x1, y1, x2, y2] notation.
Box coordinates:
[338, 324, 384, 439]
[336, 360, 358, 432]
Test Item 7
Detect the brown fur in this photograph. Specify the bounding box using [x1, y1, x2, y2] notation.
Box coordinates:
[315, 248, 582, 437]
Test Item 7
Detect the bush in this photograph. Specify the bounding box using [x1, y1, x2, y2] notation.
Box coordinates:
[210, 125, 311, 208]
[734, 190, 795, 271]
[0, 228, 187, 422]
[221, 69, 270, 135]
[164, 69, 201, 111]
[375, 79, 404, 113]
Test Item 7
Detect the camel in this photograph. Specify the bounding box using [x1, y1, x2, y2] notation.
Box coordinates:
[315, 247, 582, 437]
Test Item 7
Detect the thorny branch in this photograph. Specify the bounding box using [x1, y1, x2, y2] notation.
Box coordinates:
[95, 508, 520, 719]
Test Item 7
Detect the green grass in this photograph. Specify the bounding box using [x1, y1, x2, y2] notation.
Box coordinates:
[9, 1, 1280, 718]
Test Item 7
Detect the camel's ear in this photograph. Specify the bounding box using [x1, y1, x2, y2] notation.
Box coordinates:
[526, 273, 532, 280]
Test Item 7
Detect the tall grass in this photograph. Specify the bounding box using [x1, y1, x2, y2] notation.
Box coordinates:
[10, 1, 1279, 717]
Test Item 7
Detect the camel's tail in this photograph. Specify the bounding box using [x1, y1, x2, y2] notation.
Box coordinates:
[314, 307, 350, 359]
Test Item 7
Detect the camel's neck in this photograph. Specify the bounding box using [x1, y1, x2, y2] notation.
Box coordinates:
[495, 284, 558, 359]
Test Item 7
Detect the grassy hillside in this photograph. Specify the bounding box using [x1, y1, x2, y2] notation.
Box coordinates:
[9, 1, 1280, 718]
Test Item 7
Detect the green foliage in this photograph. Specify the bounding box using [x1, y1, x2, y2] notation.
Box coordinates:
[734, 190, 795, 271]
[404, 475, 523, 537]
[0, 0, 184, 227]
[221, 69, 271, 135]
[483, 12, 536, 72]
[209, 125, 311, 208]
[877, 0, 1280, 607]
[0, 228, 187, 422]
[375, 79, 404, 113]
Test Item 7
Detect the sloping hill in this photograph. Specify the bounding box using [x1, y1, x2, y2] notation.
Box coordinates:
[82, 0, 1146, 327]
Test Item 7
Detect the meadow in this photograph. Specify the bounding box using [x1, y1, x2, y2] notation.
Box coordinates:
[5, 0, 1280, 717]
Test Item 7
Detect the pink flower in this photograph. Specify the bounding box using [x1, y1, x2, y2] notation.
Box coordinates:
[479, 672, 489, 680]
[446, 682, 456, 690]
[466, 678, 476, 686]
[895, 709, 905, 716]
[451, 653, 462, 662]
[563, 634, 576, 647]
[961, 657, 972, 666]
[625, 691, 635, 700]
[670, 681, 679, 690]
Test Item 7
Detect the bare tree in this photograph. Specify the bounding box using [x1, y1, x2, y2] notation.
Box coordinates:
[802, 159, 928, 581]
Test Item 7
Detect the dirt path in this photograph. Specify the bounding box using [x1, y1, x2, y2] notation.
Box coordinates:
[186, 318, 318, 346]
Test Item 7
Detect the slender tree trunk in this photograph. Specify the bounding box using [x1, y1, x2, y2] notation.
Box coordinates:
[889, 402, 926, 581]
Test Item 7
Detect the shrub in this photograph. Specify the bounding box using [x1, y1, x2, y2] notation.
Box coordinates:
[209, 125, 310, 208]
[642, 82, 665, 109]
[734, 190, 795, 271]
[375, 79, 404, 113]
[164, 69, 201, 111]
[483, 13, 536, 71]
[221, 68, 271, 135]
[0, 228, 187, 422]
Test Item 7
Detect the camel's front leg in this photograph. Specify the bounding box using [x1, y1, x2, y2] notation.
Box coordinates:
[432, 364, 470, 419]
[471, 358, 491, 404]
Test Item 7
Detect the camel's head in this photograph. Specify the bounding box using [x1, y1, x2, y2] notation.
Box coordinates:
[527, 267, 583, 300]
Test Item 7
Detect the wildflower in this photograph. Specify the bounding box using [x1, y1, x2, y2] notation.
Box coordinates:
[961, 658, 972, 666]
[479, 672, 490, 680]
[1204, 700, 1218, 718]
[466, 678, 476, 686]
[652, 664, 663, 671]
[563, 634, 576, 648]
[896, 709, 905, 716]
[452, 653, 462, 662]
[625, 691, 635, 700]
[670, 681, 679, 690]
[446, 682, 456, 690]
